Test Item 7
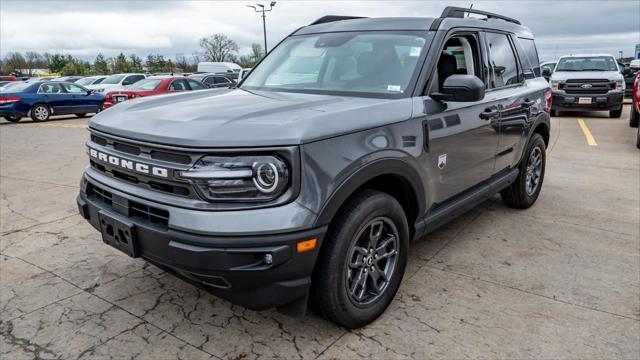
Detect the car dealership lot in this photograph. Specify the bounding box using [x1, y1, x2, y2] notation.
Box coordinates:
[1, 109, 638, 358]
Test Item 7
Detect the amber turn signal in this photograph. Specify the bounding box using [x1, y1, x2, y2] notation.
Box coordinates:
[296, 238, 317, 253]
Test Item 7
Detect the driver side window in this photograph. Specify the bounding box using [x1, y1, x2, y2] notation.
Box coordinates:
[430, 34, 482, 94]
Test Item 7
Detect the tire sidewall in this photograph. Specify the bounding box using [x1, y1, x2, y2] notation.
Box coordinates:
[31, 104, 50, 122]
[320, 191, 409, 328]
[518, 134, 546, 206]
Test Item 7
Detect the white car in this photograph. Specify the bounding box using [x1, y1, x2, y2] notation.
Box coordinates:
[76, 76, 107, 87]
[87, 73, 147, 93]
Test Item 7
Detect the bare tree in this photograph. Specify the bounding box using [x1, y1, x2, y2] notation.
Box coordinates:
[25, 51, 43, 76]
[199, 34, 239, 62]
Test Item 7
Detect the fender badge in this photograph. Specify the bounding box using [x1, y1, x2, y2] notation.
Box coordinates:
[438, 154, 447, 169]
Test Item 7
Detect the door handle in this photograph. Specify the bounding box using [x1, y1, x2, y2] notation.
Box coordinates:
[479, 108, 499, 120]
[522, 99, 536, 108]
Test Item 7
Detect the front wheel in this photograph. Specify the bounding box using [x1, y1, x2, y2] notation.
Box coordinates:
[30, 104, 50, 122]
[311, 190, 409, 329]
[501, 133, 546, 209]
[3, 115, 22, 122]
[610, 107, 622, 118]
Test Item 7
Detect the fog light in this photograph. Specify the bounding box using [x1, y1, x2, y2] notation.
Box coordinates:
[263, 253, 273, 265]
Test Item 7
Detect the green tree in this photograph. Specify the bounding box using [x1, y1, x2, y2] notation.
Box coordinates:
[60, 58, 90, 76]
[48, 54, 67, 73]
[129, 54, 143, 72]
[112, 53, 130, 73]
[237, 43, 264, 68]
[93, 53, 109, 75]
[199, 33, 239, 62]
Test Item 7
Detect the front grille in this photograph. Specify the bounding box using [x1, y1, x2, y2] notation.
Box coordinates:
[88, 132, 196, 198]
[562, 79, 613, 95]
[86, 182, 169, 227]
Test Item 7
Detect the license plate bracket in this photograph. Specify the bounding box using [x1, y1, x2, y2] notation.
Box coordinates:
[113, 95, 127, 103]
[578, 97, 592, 105]
[98, 210, 139, 258]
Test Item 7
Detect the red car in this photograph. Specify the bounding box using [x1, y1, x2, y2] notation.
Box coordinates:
[631, 72, 640, 148]
[103, 76, 206, 108]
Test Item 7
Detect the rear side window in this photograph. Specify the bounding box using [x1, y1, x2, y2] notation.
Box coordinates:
[485, 32, 520, 88]
[38, 83, 63, 93]
[517, 38, 540, 78]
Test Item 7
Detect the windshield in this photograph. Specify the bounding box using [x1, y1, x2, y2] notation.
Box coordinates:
[242, 32, 429, 97]
[0, 82, 30, 93]
[77, 77, 97, 86]
[101, 74, 126, 84]
[556, 56, 618, 71]
[128, 79, 162, 90]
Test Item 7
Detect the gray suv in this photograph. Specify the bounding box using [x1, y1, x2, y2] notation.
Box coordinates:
[77, 7, 551, 328]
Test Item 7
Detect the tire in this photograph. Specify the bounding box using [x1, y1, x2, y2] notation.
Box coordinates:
[75, 113, 87, 118]
[636, 126, 640, 149]
[501, 133, 546, 209]
[550, 109, 557, 117]
[3, 115, 21, 122]
[630, 107, 639, 128]
[311, 190, 409, 329]
[610, 107, 622, 118]
[30, 104, 50, 122]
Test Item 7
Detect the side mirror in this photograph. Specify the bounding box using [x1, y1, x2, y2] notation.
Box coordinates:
[432, 75, 485, 102]
[542, 68, 552, 78]
[86, 90, 93, 95]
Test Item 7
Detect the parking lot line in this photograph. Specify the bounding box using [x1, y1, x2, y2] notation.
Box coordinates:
[577, 118, 597, 146]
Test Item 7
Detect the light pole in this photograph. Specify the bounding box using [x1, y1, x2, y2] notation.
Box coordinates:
[618, 50, 623, 60]
[247, 2, 276, 55]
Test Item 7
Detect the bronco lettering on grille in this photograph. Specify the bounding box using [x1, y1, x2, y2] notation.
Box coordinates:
[89, 148, 169, 178]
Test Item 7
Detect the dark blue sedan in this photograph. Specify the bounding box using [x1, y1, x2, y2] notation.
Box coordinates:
[0, 81, 106, 122]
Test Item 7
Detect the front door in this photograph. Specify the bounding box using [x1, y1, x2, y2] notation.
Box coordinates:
[422, 32, 499, 204]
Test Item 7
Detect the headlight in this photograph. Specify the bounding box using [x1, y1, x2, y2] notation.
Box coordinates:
[549, 80, 562, 91]
[614, 79, 625, 91]
[180, 155, 289, 202]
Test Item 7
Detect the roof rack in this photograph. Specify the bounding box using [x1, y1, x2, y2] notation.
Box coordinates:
[440, 6, 521, 25]
[309, 15, 366, 26]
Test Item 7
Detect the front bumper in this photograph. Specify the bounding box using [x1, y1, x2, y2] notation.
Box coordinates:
[77, 173, 326, 311]
[552, 92, 624, 111]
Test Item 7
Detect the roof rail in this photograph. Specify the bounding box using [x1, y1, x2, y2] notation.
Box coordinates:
[309, 15, 366, 26]
[440, 6, 521, 25]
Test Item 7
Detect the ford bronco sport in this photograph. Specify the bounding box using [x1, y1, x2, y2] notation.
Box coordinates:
[77, 7, 551, 328]
[549, 54, 625, 118]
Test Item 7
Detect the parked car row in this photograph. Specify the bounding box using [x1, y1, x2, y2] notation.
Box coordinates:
[0, 62, 257, 122]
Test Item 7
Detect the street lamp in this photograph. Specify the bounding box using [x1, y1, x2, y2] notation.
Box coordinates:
[619, 50, 623, 60]
[247, 2, 276, 55]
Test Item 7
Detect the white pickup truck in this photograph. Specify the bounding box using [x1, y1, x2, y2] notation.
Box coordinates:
[548, 54, 625, 118]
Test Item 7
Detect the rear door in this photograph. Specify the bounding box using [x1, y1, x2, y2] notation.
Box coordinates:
[482, 32, 534, 171]
[422, 32, 500, 203]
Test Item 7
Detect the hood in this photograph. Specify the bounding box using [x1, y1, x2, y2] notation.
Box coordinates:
[89, 88, 413, 147]
[87, 83, 124, 92]
[550, 70, 623, 82]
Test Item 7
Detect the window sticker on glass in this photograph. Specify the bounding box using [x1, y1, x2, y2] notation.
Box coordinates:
[387, 85, 402, 92]
[409, 47, 422, 57]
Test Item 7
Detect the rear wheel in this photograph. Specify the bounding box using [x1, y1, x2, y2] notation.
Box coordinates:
[311, 190, 409, 329]
[610, 107, 622, 118]
[630, 106, 639, 127]
[3, 115, 21, 122]
[30, 104, 50, 122]
[501, 133, 546, 209]
[75, 113, 87, 118]
[550, 109, 557, 117]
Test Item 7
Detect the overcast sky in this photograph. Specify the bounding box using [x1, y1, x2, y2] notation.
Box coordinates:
[1, 0, 639, 63]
